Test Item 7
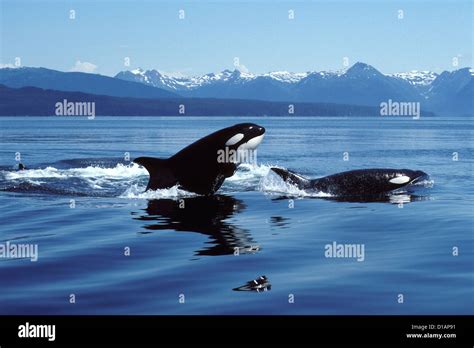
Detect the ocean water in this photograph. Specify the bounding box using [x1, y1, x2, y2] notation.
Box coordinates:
[0, 116, 472, 315]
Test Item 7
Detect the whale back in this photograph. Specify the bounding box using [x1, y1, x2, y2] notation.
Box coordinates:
[271, 167, 427, 196]
[312, 168, 425, 195]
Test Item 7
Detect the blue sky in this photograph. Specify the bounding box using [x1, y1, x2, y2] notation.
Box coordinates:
[0, 0, 472, 76]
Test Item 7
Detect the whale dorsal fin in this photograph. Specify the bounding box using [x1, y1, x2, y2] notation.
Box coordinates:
[270, 167, 310, 189]
[134, 157, 178, 191]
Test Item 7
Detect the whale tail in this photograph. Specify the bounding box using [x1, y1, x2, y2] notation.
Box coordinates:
[270, 167, 311, 189]
[133, 157, 178, 190]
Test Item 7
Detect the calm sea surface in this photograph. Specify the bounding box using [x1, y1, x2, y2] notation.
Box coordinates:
[0, 116, 472, 314]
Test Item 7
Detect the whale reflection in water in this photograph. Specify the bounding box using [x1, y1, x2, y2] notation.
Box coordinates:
[233, 275, 271, 292]
[132, 195, 259, 256]
[272, 192, 430, 204]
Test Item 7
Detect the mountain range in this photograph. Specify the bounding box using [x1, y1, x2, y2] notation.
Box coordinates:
[0, 67, 177, 99]
[115, 63, 473, 115]
[0, 63, 472, 116]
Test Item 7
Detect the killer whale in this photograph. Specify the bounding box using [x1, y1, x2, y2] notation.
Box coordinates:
[271, 167, 428, 196]
[134, 123, 265, 195]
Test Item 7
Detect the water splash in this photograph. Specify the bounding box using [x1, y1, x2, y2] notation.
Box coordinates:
[3, 163, 146, 180]
[119, 183, 198, 199]
[0, 160, 433, 200]
[258, 170, 332, 197]
[411, 179, 435, 188]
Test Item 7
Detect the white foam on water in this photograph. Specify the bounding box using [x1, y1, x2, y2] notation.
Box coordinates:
[4, 163, 147, 180]
[5, 161, 428, 200]
[5, 166, 66, 179]
[411, 179, 434, 188]
[72, 163, 147, 178]
[259, 171, 332, 198]
[227, 163, 272, 182]
[119, 183, 198, 199]
[388, 194, 412, 204]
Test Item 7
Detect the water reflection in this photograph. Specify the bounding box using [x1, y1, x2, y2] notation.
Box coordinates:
[132, 195, 259, 256]
[271, 192, 430, 204]
[233, 275, 271, 292]
[270, 216, 290, 229]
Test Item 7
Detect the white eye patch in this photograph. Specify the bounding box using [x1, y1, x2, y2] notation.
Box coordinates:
[237, 134, 265, 151]
[225, 133, 244, 146]
[389, 176, 410, 184]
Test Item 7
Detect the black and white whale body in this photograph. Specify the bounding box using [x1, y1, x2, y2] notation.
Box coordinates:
[134, 123, 265, 195]
[271, 167, 428, 196]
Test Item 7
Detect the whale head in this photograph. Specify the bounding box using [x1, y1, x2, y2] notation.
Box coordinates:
[388, 170, 429, 185]
[223, 123, 265, 151]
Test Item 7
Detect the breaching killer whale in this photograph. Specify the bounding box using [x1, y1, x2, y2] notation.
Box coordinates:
[134, 123, 265, 195]
[271, 167, 428, 196]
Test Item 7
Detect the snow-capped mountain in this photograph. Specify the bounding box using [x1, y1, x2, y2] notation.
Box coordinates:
[116, 64, 444, 92]
[116, 68, 200, 90]
[261, 71, 310, 83]
[113, 62, 472, 114]
[388, 71, 438, 86]
[115, 68, 309, 92]
[0, 66, 178, 99]
[2, 63, 468, 115]
[117, 65, 441, 91]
